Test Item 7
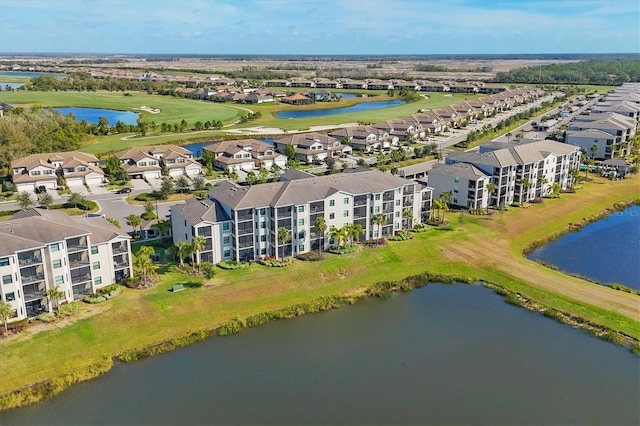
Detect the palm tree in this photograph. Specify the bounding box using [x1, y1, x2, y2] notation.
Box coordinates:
[432, 199, 444, 223]
[519, 177, 532, 203]
[270, 164, 282, 181]
[191, 235, 206, 272]
[313, 216, 327, 254]
[277, 227, 291, 259]
[372, 213, 385, 246]
[440, 191, 453, 223]
[16, 191, 34, 210]
[341, 224, 354, 247]
[47, 286, 65, 313]
[590, 143, 599, 160]
[402, 208, 413, 231]
[154, 219, 172, 237]
[329, 226, 341, 248]
[175, 240, 189, 267]
[486, 182, 497, 211]
[38, 193, 53, 210]
[126, 214, 142, 235]
[351, 223, 364, 245]
[568, 167, 580, 188]
[0, 300, 14, 335]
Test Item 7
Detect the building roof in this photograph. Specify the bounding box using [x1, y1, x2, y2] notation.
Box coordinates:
[208, 170, 416, 210]
[452, 139, 579, 168]
[565, 129, 616, 139]
[171, 197, 231, 225]
[11, 151, 100, 171]
[430, 163, 490, 181]
[0, 208, 128, 256]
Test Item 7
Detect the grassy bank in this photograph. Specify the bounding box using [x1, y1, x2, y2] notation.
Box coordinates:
[0, 175, 638, 410]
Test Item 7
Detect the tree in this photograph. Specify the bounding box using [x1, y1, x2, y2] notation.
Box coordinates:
[154, 219, 171, 236]
[194, 121, 204, 131]
[372, 213, 385, 246]
[179, 119, 188, 132]
[568, 167, 580, 188]
[519, 178, 532, 203]
[159, 179, 175, 200]
[126, 214, 141, 235]
[313, 216, 327, 254]
[590, 143, 599, 160]
[47, 286, 65, 313]
[175, 175, 190, 193]
[202, 262, 216, 284]
[67, 192, 85, 209]
[0, 300, 14, 335]
[191, 235, 206, 272]
[258, 167, 270, 184]
[351, 223, 364, 246]
[440, 191, 453, 214]
[270, 164, 282, 181]
[192, 176, 207, 192]
[329, 226, 342, 248]
[486, 182, 497, 209]
[246, 171, 257, 185]
[432, 199, 444, 223]
[325, 157, 336, 173]
[402, 208, 413, 231]
[97, 116, 110, 135]
[551, 183, 562, 198]
[142, 200, 156, 220]
[175, 240, 189, 267]
[277, 227, 291, 259]
[16, 191, 34, 210]
[284, 144, 297, 161]
[133, 246, 155, 287]
[228, 169, 239, 182]
[37, 193, 53, 210]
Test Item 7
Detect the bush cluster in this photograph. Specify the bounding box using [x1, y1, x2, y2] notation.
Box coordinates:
[217, 260, 250, 270]
[296, 251, 325, 262]
[388, 231, 413, 241]
[257, 257, 292, 268]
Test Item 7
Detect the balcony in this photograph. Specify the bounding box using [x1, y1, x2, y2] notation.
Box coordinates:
[114, 261, 130, 270]
[20, 272, 45, 285]
[67, 237, 88, 253]
[68, 254, 90, 269]
[71, 273, 92, 285]
[18, 254, 43, 266]
[112, 243, 128, 254]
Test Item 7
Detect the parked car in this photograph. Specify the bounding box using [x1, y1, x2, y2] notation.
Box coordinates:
[116, 187, 132, 194]
[34, 185, 47, 194]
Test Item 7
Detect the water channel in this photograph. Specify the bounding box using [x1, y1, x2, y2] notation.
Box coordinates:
[1, 284, 637, 425]
[527, 205, 640, 289]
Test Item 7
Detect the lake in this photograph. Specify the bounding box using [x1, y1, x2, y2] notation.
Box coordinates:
[528, 205, 640, 289]
[276, 99, 405, 119]
[0, 71, 44, 78]
[0, 82, 24, 90]
[1, 284, 637, 425]
[54, 107, 140, 126]
[184, 138, 275, 158]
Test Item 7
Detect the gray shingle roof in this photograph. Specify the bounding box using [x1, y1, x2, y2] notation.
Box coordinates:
[430, 163, 490, 181]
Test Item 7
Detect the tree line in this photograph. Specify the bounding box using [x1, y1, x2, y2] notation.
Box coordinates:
[494, 57, 640, 85]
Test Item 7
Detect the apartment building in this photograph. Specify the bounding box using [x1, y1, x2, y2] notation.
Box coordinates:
[170, 170, 433, 263]
[446, 139, 581, 206]
[0, 209, 132, 322]
[428, 163, 490, 210]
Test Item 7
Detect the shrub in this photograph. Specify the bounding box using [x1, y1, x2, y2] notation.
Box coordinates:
[124, 276, 142, 288]
[141, 212, 157, 220]
[58, 302, 79, 316]
[327, 245, 359, 255]
[134, 193, 156, 202]
[217, 260, 250, 270]
[84, 295, 107, 304]
[297, 251, 325, 261]
[257, 256, 292, 267]
[193, 190, 208, 199]
[388, 231, 413, 241]
[36, 312, 56, 322]
[363, 238, 387, 248]
[183, 281, 203, 289]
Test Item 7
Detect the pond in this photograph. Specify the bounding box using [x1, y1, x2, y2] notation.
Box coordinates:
[0, 82, 24, 90]
[276, 99, 405, 119]
[54, 107, 140, 126]
[527, 205, 640, 289]
[1, 284, 637, 425]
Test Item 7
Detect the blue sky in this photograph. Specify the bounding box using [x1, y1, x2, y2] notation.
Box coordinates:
[0, 0, 638, 54]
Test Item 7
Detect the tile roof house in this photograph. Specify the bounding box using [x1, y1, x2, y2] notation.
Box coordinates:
[273, 133, 352, 163]
[280, 93, 314, 105]
[328, 126, 390, 152]
[203, 139, 287, 172]
[11, 152, 104, 192]
[115, 145, 202, 179]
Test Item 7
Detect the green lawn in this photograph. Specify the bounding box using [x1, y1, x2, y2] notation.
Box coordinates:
[0, 91, 243, 125]
[0, 175, 638, 404]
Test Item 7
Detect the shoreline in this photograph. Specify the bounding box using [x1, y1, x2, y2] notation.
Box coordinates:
[1, 177, 639, 411]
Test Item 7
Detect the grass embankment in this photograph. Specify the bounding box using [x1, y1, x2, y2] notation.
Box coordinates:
[1, 175, 638, 409]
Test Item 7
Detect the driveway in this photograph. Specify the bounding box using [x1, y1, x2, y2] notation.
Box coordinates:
[67, 183, 90, 195]
[88, 183, 111, 195]
[130, 179, 152, 191]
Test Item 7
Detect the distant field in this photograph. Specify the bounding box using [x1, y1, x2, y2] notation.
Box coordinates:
[0, 91, 243, 125]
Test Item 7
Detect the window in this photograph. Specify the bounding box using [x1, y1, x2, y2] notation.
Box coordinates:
[395, 200, 400, 206]
[395, 223, 400, 229]
[223, 236, 230, 244]
[149, 161, 158, 166]
[91, 245, 98, 255]
[139, 162, 147, 167]
[94, 276, 102, 285]
[329, 200, 335, 207]
[260, 235, 267, 242]
[375, 206, 380, 213]
[31, 170, 41, 176]
[44, 170, 53, 175]
[453, 198, 458, 204]
[92, 261, 101, 270]
[260, 221, 266, 229]
[395, 211, 400, 217]
[343, 197, 349, 204]
[298, 206, 304, 213]
[222, 223, 230, 230]
[260, 208, 266, 215]
[329, 213, 335, 220]
[298, 231, 305, 239]
[5, 292, 15, 301]
[298, 218, 304, 226]
[2, 275, 12, 285]
[55, 275, 64, 285]
[343, 210, 349, 217]
[298, 245, 304, 252]
[375, 194, 381, 201]
[53, 259, 62, 269]
[453, 186, 459, 194]
[223, 250, 231, 258]
[454, 177, 460, 183]
[50, 243, 60, 252]
[260, 248, 267, 255]
[0, 257, 9, 267]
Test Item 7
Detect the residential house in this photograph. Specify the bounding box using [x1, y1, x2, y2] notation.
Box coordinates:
[115, 145, 202, 179]
[243, 93, 274, 104]
[171, 170, 433, 263]
[365, 79, 393, 91]
[307, 89, 337, 102]
[328, 126, 389, 153]
[338, 79, 366, 90]
[203, 139, 287, 172]
[313, 78, 339, 89]
[410, 111, 447, 134]
[11, 152, 104, 192]
[0, 208, 132, 322]
[280, 93, 314, 105]
[417, 81, 449, 92]
[265, 79, 290, 87]
[273, 133, 352, 163]
[373, 119, 424, 141]
[288, 78, 315, 88]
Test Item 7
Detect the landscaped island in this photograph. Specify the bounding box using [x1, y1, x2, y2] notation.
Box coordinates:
[0, 174, 638, 410]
